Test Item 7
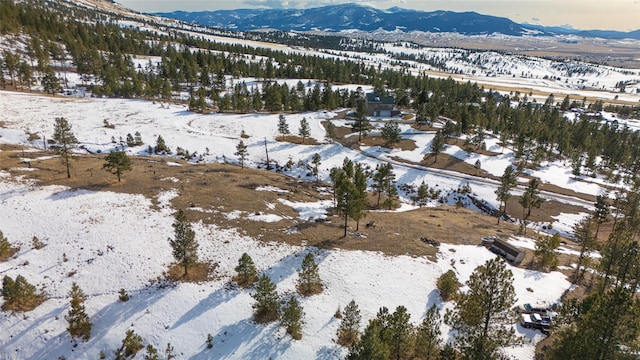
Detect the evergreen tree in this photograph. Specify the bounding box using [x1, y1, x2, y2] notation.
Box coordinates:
[430, 130, 446, 163]
[277, 114, 290, 139]
[297, 252, 323, 296]
[495, 166, 517, 224]
[337, 299, 361, 347]
[373, 163, 396, 209]
[103, 150, 132, 182]
[384, 305, 415, 360]
[593, 194, 610, 240]
[572, 215, 596, 284]
[547, 287, 640, 360]
[144, 344, 159, 360]
[298, 117, 310, 144]
[168, 209, 199, 276]
[52, 117, 78, 178]
[381, 121, 402, 147]
[518, 178, 543, 221]
[351, 163, 369, 228]
[235, 140, 249, 169]
[352, 100, 370, 142]
[437, 270, 459, 301]
[252, 274, 279, 323]
[1, 275, 42, 311]
[65, 282, 92, 341]
[325, 121, 337, 143]
[0, 230, 19, 261]
[438, 344, 458, 360]
[347, 319, 390, 360]
[474, 159, 481, 175]
[234, 253, 258, 288]
[444, 258, 520, 360]
[534, 233, 561, 272]
[115, 330, 144, 360]
[154, 135, 168, 154]
[415, 304, 442, 360]
[415, 181, 429, 207]
[281, 295, 304, 340]
[311, 153, 321, 182]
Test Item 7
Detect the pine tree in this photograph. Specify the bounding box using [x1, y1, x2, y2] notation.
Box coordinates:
[352, 100, 370, 142]
[474, 159, 481, 175]
[154, 135, 168, 154]
[235, 140, 248, 169]
[234, 253, 258, 288]
[0, 230, 19, 261]
[415, 304, 442, 360]
[430, 130, 446, 163]
[534, 233, 561, 272]
[144, 344, 159, 360]
[437, 270, 459, 302]
[168, 209, 199, 276]
[572, 215, 596, 284]
[444, 257, 520, 359]
[298, 117, 310, 144]
[495, 166, 517, 224]
[103, 150, 132, 182]
[311, 153, 321, 182]
[252, 274, 279, 323]
[115, 330, 144, 360]
[347, 318, 390, 360]
[593, 194, 609, 240]
[53, 117, 77, 178]
[65, 282, 92, 341]
[277, 114, 290, 139]
[1, 275, 43, 311]
[518, 178, 543, 221]
[547, 287, 640, 360]
[297, 252, 323, 296]
[337, 299, 361, 347]
[325, 121, 337, 143]
[351, 163, 369, 229]
[384, 305, 415, 360]
[381, 121, 402, 147]
[281, 295, 304, 340]
[415, 181, 429, 207]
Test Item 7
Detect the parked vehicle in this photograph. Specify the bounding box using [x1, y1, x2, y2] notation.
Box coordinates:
[520, 313, 551, 335]
[517, 303, 549, 314]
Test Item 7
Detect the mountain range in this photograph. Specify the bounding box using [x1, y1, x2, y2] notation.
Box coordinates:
[155, 4, 640, 40]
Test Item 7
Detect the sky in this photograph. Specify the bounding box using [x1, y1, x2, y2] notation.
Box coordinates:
[118, 0, 640, 31]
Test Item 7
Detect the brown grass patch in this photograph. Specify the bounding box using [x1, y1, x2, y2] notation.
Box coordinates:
[277, 135, 322, 145]
[166, 262, 215, 283]
[1, 295, 47, 312]
[0, 144, 588, 265]
[358, 135, 417, 151]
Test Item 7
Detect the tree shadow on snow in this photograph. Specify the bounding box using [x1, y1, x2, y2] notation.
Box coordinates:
[189, 318, 291, 360]
[171, 285, 241, 330]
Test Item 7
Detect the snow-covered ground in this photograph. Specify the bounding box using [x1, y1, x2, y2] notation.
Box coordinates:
[0, 84, 615, 359]
[0, 171, 569, 359]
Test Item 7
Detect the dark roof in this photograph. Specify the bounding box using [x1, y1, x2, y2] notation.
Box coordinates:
[491, 239, 524, 258]
[366, 93, 395, 105]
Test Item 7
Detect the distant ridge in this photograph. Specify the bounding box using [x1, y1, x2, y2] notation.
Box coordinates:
[155, 4, 640, 40]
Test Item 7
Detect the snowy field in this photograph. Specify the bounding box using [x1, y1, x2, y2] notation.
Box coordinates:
[0, 85, 618, 359]
[0, 172, 569, 359]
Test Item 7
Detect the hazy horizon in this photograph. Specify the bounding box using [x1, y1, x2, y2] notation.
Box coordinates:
[118, 0, 639, 32]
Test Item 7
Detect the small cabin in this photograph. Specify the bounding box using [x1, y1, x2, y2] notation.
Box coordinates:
[489, 238, 525, 265]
